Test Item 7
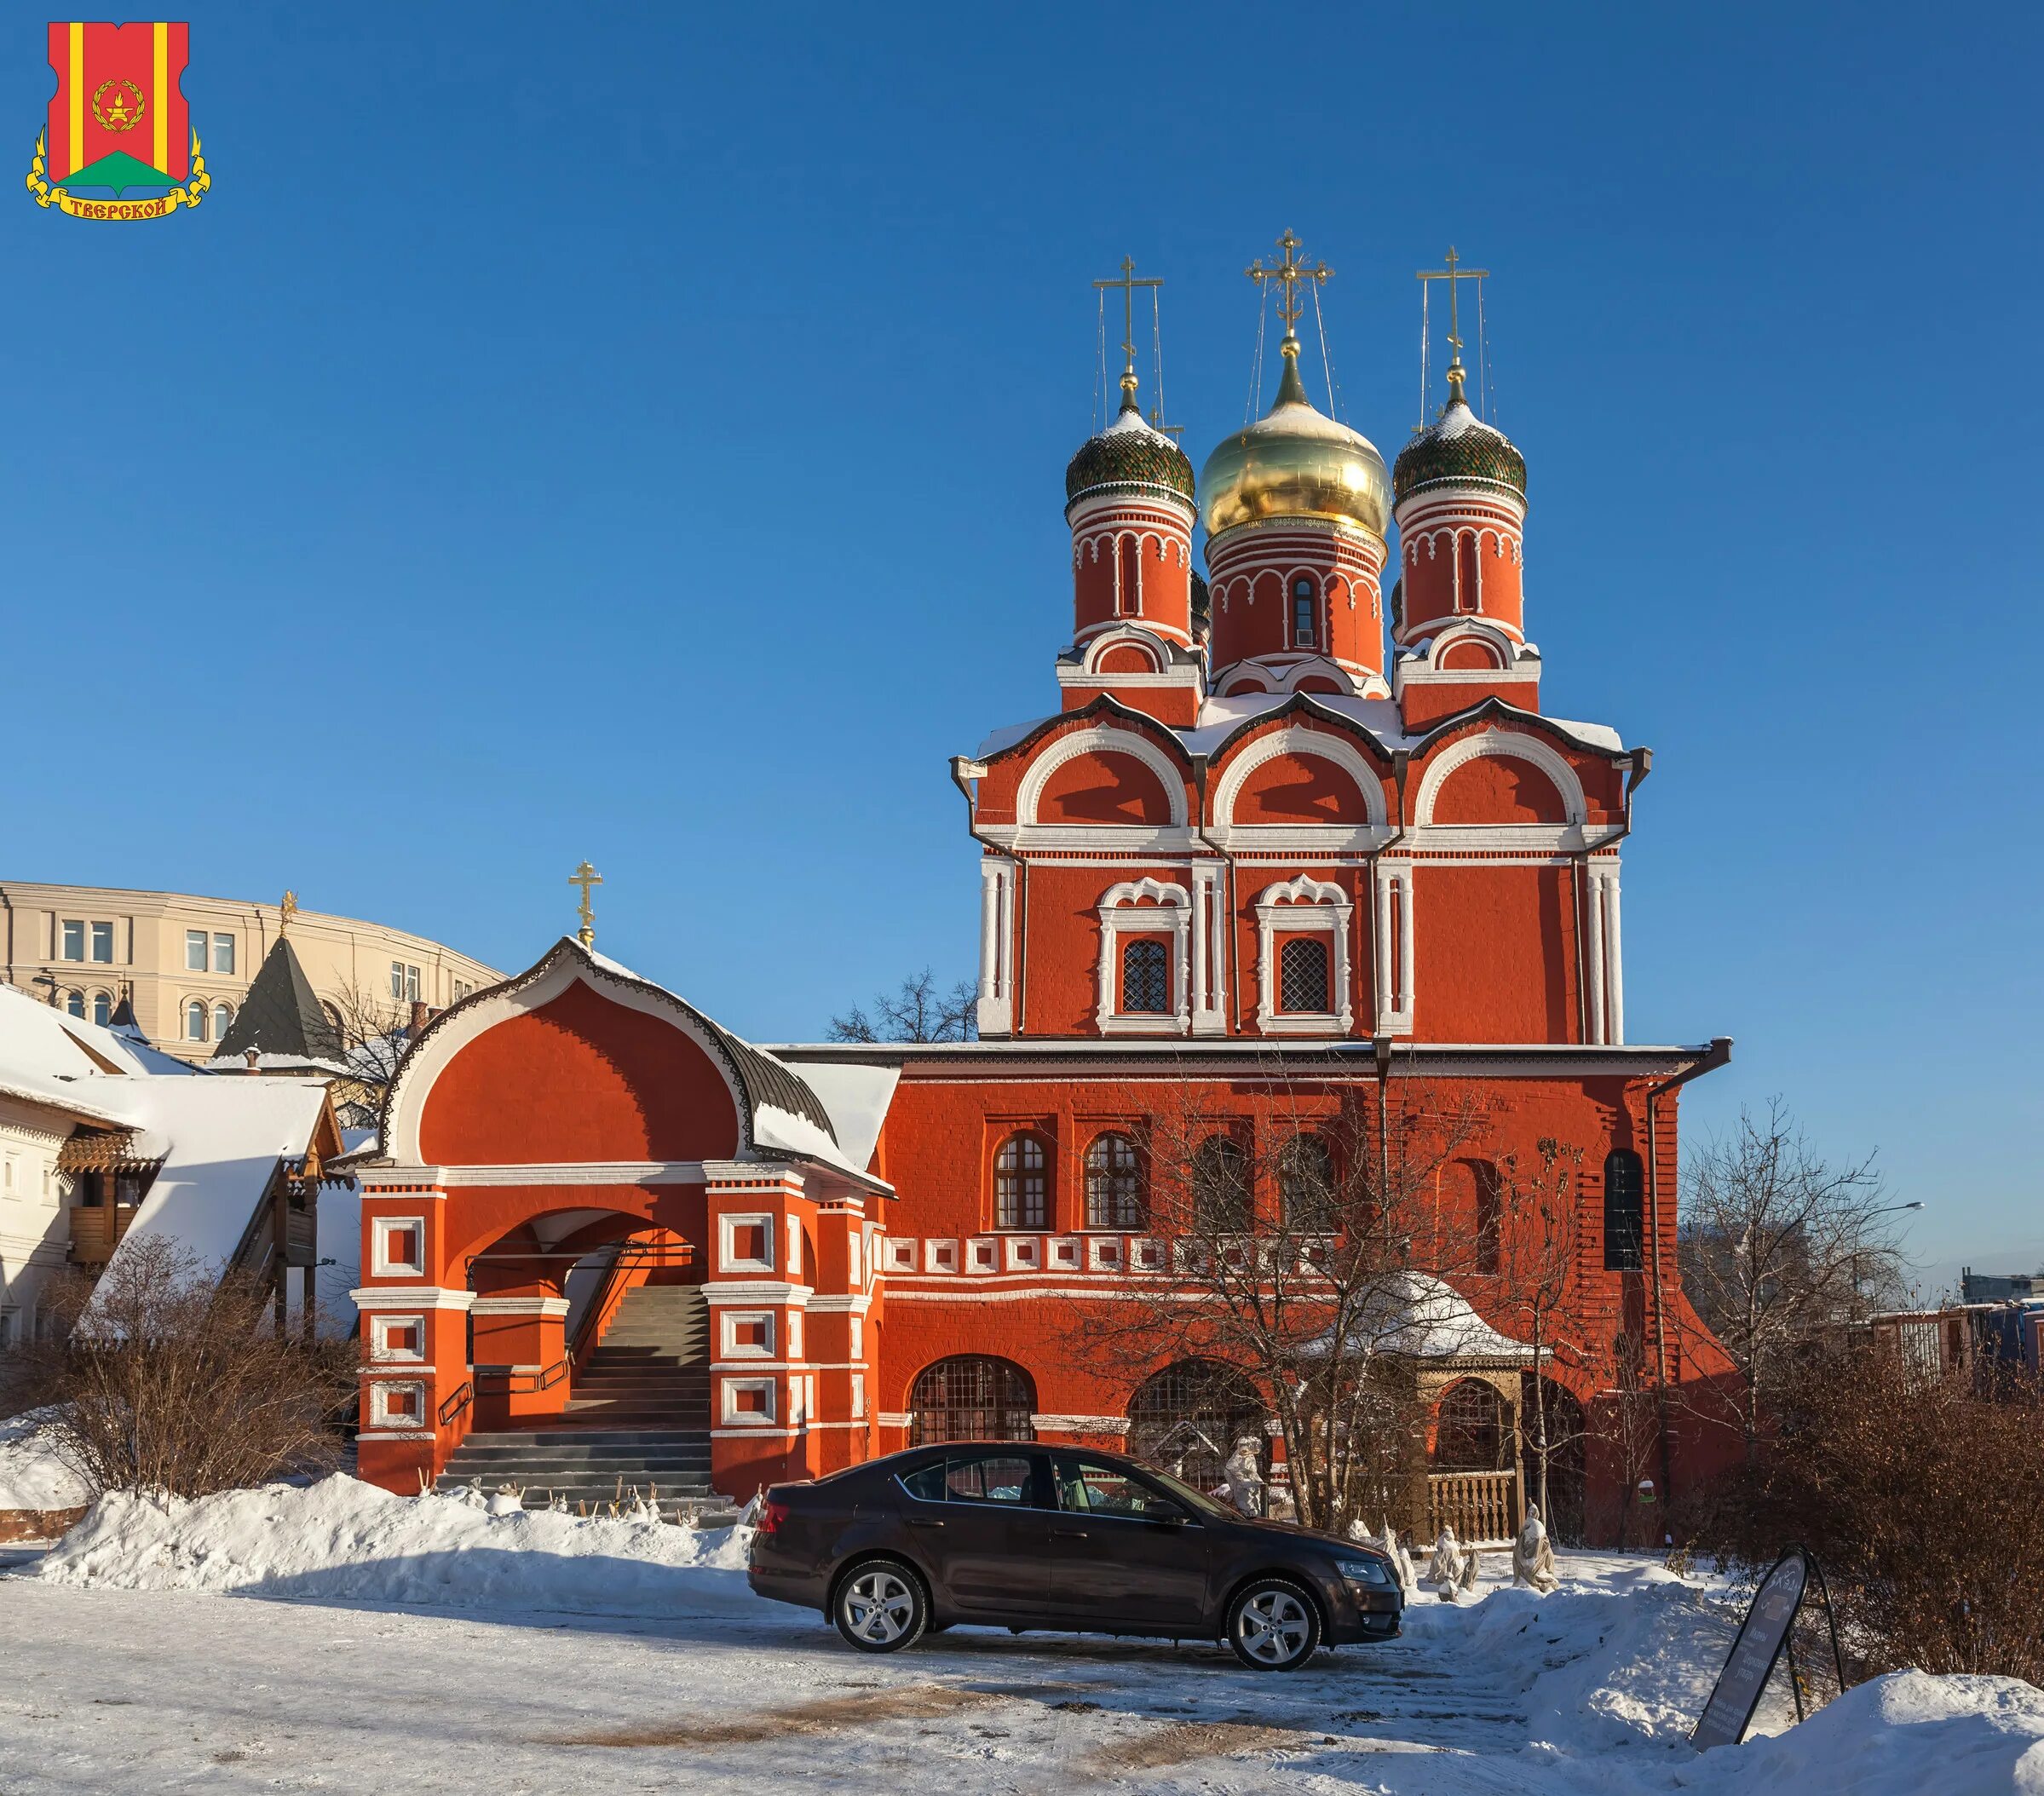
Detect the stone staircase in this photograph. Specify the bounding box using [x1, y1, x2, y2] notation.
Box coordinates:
[439, 1284, 732, 1520]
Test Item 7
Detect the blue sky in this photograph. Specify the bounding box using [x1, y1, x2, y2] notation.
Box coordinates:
[3, 4, 2037, 1281]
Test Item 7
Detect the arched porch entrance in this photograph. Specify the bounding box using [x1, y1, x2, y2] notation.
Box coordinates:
[1126, 1358, 1267, 1494]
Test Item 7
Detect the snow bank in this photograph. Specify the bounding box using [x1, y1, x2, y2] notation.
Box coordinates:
[34, 1474, 774, 1618]
[0, 1408, 89, 1511]
[1690, 1670, 2044, 1796]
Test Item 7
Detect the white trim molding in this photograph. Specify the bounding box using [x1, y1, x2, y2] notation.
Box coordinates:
[1095, 878, 1192, 1036]
[976, 855, 1016, 1038]
[1413, 728, 1587, 826]
[1584, 859, 1626, 1045]
[1016, 723, 1189, 828]
[1253, 876, 1354, 1036]
[1373, 859, 1415, 1037]
[1212, 723, 1387, 831]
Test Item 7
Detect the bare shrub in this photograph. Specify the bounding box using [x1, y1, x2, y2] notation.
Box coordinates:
[1682, 1345, 2044, 1684]
[0, 1237, 357, 1500]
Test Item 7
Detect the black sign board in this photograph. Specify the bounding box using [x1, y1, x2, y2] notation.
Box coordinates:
[1691, 1548, 1809, 1751]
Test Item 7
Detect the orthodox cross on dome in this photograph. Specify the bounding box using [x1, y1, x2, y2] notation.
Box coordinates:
[1093, 255, 1164, 412]
[1246, 229, 1330, 337]
[568, 860, 602, 949]
[279, 889, 297, 935]
[1415, 245, 1490, 412]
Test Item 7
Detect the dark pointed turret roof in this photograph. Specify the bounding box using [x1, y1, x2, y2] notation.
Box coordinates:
[212, 935, 343, 1063]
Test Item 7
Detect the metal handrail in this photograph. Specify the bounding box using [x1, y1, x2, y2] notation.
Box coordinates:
[437, 1381, 473, 1427]
[475, 1358, 569, 1396]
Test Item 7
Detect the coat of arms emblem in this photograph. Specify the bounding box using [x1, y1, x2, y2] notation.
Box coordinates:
[27, 20, 210, 220]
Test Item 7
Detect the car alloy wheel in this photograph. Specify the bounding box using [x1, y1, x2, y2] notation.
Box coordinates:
[1228, 1579, 1321, 1671]
[834, 1561, 926, 1654]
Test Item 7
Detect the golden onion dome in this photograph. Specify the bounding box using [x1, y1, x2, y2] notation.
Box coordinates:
[1200, 337, 1391, 540]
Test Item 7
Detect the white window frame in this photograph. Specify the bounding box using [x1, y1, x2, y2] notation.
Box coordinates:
[60, 919, 84, 962]
[719, 1310, 775, 1359]
[1253, 876, 1354, 1036]
[211, 932, 234, 975]
[371, 1215, 428, 1277]
[368, 1380, 426, 1428]
[370, 1313, 428, 1362]
[721, 1376, 777, 1426]
[89, 921, 115, 964]
[1094, 878, 1192, 1036]
[187, 930, 210, 972]
[718, 1212, 775, 1275]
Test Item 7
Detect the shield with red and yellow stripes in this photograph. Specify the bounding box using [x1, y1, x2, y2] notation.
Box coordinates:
[29, 20, 210, 221]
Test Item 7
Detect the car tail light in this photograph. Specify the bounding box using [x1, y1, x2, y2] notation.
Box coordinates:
[757, 1499, 791, 1536]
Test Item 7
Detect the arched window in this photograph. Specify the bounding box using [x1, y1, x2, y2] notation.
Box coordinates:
[212, 1002, 234, 1043]
[993, 1132, 1048, 1231]
[186, 999, 208, 1041]
[1291, 576, 1316, 646]
[1603, 1149, 1644, 1271]
[1433, 1378, 1508, 1471]
[1192, 1136, 1251, 1234]
[1128, 1358, 1266, 1493]
[909, 1356, 1035, 1445]
[1279, 1132, 1336, 1232]
[65, 990, 86, 1019]
[1085, 1131, 1144, 1230]
[1120, 938, 1169, 1014]
[1278, 937, 1329, 1013]
[90, 991, 112, 1028]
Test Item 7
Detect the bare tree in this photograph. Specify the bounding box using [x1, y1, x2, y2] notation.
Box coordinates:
[1597, 1328, 1666, 1548]
[1677, 1098, 1905, 1460]
[0, 1238, 356, 1500]
[1069, 1065, 1495, 1535]
[1492, 1137, 1585, 1523]
[828, 969, 977, 1044]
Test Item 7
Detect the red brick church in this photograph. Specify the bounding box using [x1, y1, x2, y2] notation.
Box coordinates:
[348, 245, 1737, 1543]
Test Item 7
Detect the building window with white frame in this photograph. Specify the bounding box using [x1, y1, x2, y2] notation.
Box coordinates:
[91, 991, 112, 1027]
[1278, 937, 1329, 1013]
[1291, 577, 1316, 647]
[90, 921, 114, 964]
[186, 999, 207, 1040]
[1120, 938, 1169, 1014]
[211, 933, 235, 974]
[186, 930, 208, 971]
[66, 990, 85, 1019]
[60, 919, 84, 961]
[212, 1001, 233, 1042]
[993, 1132, 1048, 1231]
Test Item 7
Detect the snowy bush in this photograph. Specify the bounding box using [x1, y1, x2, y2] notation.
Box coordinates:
[1, 1239, 356, 1500]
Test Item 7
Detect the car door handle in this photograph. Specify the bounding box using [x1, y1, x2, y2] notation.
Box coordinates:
[906, 1517, 945, 1529]
[1051, 1528, 1088, 1540]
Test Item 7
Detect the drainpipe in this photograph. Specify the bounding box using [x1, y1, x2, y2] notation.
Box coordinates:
[0, 883, 13, 987]
[1641, 1032, 1731, 1522]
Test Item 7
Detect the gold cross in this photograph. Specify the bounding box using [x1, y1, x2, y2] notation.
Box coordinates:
[568, 861, 602, 948]
[1416, 245, 1489, 393]
[1246, 229, 1330, 333]
[1093, 254, 1163, 406]
[279, 889, 298, 935]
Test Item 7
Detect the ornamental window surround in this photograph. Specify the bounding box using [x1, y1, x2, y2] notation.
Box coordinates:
[993, 1132, 1049, 1232]
[1291, 577, 1317, 647]
[1252, 876, 1353, 1036]
[1095, 878, 1191, 1036]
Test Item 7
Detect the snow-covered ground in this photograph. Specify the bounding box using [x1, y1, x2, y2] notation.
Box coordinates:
[1, 1476, 2039, 1794]
[0, 1408, 89, 1511]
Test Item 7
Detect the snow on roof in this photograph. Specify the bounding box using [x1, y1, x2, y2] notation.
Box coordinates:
[1307, 1272, 1537, 1363]
[97, 1079, 331, 1279]
[769, 1058, 901, 1174]
[0, 981, 199, 1088]
[974, 715, 1053, 760]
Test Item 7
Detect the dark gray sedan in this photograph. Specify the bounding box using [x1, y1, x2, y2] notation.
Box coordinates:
[746, 1440, 1402, 1671]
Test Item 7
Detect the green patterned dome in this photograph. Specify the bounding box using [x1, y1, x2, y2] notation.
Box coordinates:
[1066, 399, 1196, 509]
[1392, 393, 1527, 504]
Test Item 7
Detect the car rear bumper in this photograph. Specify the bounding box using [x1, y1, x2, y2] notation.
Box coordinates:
[746, 1539, 829, 1612]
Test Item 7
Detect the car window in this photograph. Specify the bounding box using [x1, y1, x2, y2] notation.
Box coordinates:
[943, 1453, 1038, 1505]
[1053, 1455, 1183, 1519]
[899, 1460, 948, 1501]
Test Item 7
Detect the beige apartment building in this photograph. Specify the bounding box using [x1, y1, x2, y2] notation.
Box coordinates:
[0, 883, 502, 1063]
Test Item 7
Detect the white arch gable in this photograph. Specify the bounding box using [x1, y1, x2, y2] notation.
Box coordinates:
[1212, 723, 1387, 829]
[1413, 727, 1587, 826]
[1256, 874, 1347, 907]
[380, 942, 757, 1167]
[1101, 876, 1190, 908]
[1016, 723, 1189, 827]
[1080, 624, 1171, 676]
